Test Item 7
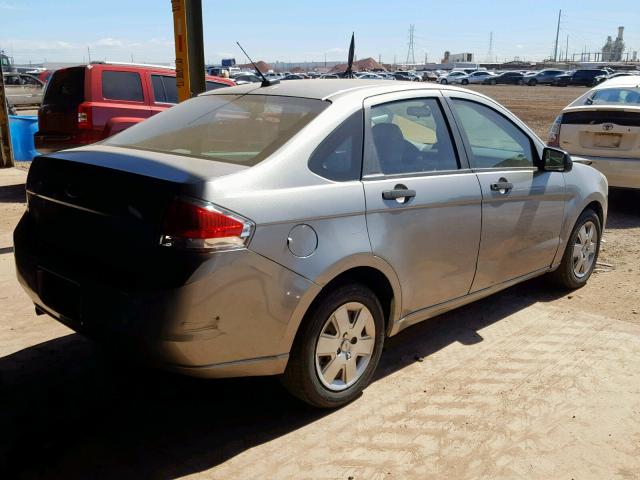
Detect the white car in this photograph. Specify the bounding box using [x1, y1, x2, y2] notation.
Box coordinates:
[3, 72, 44, 106]
[548, 75, 640, 188]
[438, 71, 467, 84]
[453, 71, 496, 85]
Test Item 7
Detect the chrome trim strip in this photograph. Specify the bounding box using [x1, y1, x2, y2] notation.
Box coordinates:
[26, 190, 112, 217]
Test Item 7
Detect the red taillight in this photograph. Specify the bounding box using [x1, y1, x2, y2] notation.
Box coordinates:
[161, 198, 253, 251]
[548, 114, 563, 147]
[77, 103, 92, 130]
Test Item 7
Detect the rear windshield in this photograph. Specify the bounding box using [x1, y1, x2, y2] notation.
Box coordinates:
[589, 88, 640, 105]
[43, 67, 85, 106]
[105, 94, 329, 165]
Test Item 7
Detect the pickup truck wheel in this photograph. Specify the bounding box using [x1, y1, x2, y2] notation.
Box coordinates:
[281, 284, 385, 408]
[549, 209, 601, 289]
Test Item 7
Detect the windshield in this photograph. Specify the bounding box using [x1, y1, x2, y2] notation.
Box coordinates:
[105, 94, 329, 165]
[588, 88, 640, 105]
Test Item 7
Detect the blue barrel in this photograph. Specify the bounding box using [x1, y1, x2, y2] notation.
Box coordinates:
[8, 115, 39, 162]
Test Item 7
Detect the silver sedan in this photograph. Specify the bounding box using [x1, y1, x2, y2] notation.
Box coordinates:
[15, 80, 607, 408]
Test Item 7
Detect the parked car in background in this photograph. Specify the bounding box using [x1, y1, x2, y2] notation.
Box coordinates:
[594, 71, 639, 85]
[16, 79, 607, 408]
[232, 73, 262, 84]
[37, 70, 53, 84]
[282, 74, 306, 80]
[483, 71, 524, 85]
[553, 69, 609, 87]
[321, 74, 340, 79]
[437, 71, 467, 84]
[357, 73, 384, 80]
[35, 62, 234, 153]
[393, 71, 421, 82]
[453, 71, 495, 85]
[421, 71, 439, 82]
[548, 75, 640, 188]
[3, 72, 45, 106]
[524, 69, 565, 86]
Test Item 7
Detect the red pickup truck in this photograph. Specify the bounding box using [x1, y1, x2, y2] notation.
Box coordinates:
[35, 62, 235, 153]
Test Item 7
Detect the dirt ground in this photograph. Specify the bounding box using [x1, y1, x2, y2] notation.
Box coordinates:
[1, 86, 639, 479]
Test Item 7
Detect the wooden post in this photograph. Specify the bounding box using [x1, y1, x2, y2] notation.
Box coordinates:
[0, 61, 14, 168]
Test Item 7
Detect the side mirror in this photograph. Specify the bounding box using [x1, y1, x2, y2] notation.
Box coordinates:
[540, 147, 572, 172]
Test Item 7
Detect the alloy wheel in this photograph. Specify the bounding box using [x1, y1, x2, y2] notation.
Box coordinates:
[314, 302, 376, 391]
[572, 221, 598, 278]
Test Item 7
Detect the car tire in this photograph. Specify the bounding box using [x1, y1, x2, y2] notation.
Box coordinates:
[281, 283, 385, 408]
[461, 79, 469, 85]
[490, 79, 497, 85]
[517, 79, 524, 85]
[548, 209, 601, 290]
[440, 79, 448, 85]
[529, 79, 537, 86]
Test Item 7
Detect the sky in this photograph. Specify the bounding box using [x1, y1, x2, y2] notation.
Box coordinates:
[1, 0, 639, 66]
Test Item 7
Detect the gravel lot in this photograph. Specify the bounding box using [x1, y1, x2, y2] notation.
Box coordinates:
[1, 85, 639, 479]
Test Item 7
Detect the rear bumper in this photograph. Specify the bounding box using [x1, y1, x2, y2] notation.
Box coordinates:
[573, 155, 640, 189]
[14, 214, 319, 377]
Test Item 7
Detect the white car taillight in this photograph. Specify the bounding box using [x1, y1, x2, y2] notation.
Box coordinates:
[160, 198, 254, 251]
[548, 114, 563, 147]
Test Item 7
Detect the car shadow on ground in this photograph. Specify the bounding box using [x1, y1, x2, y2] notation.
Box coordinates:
[0, 275, 565, 479]
[0, 184, 26, 204]
[606, 189, 640, 229]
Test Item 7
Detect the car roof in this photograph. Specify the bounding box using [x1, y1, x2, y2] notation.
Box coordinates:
[592, 75, 640, 89]
[201, 78, 472, 102]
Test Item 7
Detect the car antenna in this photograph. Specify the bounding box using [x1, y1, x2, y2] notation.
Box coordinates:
[236, 42, 279, 87]
[343, 32, 355, 79]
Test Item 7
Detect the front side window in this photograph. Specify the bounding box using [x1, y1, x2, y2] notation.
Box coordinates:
[366, 98, 458, 176]
[451, 98, 534, 169]
[309, 110, 363, 181]
[105, 94, 329, 166]
[102, 71, 144, 102]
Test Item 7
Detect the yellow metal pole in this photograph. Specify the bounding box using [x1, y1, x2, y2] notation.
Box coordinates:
[171, 0, 191, 103]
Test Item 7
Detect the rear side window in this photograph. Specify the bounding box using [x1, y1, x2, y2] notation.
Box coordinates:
[105, 94, 329, 166]
[43, 67, 85, 106]
[151, 75, 178, 104]
[102, 71, 143, 102]
[451, 99, 534, 169]
[309, 110, 363, 181]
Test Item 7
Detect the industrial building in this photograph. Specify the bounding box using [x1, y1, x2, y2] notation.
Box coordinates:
[601, 26, 625, 62]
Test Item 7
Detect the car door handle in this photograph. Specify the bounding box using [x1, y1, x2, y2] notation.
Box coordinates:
[382, 187, 416, 200]
[490, 179, 514, 193]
